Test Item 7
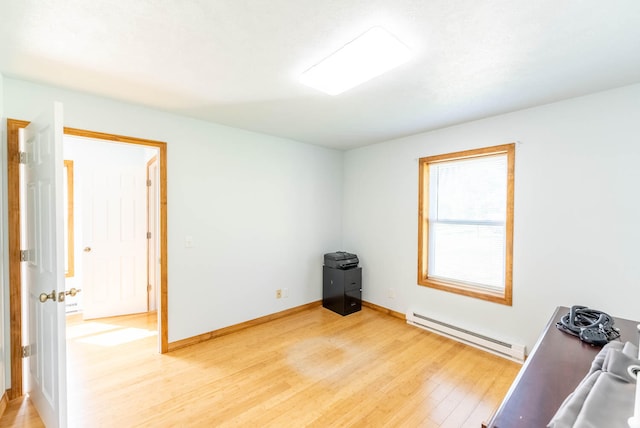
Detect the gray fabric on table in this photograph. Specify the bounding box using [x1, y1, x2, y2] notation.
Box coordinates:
[547, 341, 639, 428]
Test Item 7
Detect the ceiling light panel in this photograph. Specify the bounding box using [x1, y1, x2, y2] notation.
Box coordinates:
[300, 26, 411, 96]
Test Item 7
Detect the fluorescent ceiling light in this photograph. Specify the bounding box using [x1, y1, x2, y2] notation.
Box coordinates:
[300, 26, 411, 96]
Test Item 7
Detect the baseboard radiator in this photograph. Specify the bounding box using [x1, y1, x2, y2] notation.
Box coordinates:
[406, 311, 526, 363]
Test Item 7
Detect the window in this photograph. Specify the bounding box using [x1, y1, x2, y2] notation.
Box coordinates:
[418, 143, 514, 305]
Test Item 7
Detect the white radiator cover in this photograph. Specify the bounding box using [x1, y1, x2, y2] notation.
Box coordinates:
[406, 311, 526, 363]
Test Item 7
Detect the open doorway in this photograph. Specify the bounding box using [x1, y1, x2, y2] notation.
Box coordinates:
[61, 136, 161, 421]
[6, 120, 168, 401]
[62, 135, 159, 319]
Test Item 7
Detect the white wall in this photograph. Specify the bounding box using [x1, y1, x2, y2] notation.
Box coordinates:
[0, 72, 6, 390]
[2, 77, 343, 343]
[343, 83, 640, 352]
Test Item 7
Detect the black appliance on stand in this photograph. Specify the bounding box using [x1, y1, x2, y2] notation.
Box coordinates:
[323, 252, 361, 316]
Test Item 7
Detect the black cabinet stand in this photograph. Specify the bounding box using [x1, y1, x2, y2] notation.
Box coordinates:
[322, 266, 362, 316]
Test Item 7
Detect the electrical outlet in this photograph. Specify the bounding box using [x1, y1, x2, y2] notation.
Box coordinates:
[276, 289, 282, 299]
[388, 288, 396, 299]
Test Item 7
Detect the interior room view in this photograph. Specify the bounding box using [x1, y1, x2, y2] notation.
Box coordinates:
[0, 1, 639, 427]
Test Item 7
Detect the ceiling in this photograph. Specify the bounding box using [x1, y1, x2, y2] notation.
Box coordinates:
[1, 1, 639, 150]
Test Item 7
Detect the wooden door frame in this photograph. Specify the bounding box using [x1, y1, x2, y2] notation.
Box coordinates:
[6, 119, 169, 399]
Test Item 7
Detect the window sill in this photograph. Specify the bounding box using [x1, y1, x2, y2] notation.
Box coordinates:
[418, 277, 512, 306]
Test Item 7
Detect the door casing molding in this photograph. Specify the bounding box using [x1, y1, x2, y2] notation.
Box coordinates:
[5, 119, 169, 399]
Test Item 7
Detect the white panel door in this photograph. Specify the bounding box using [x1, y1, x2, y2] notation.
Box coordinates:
[146, 156, 159, 312]
[82, 162, 147, 319]
[24, 102, 67, 428]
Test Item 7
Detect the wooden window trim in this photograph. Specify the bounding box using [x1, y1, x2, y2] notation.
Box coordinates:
[417, 143, 515, 306]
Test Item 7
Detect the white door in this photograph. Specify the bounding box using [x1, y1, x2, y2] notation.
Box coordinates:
[82, 153, 148, 319]
[146, 156, 159, 312]
[24, 102, 68, 428]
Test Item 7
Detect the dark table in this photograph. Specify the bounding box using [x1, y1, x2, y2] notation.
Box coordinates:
[486, 306, 640, 427]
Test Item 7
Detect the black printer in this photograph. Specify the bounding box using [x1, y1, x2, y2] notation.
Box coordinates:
[324, 251, 359, 270]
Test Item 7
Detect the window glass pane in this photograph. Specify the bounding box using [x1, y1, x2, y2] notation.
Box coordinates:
[429, 222, 505, 289]
[430, 155, 507, 222]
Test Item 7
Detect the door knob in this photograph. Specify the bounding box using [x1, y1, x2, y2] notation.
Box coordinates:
[84, 247, 92, 252]
[65, 288, 82, 297]
[39, 290, 57, 303]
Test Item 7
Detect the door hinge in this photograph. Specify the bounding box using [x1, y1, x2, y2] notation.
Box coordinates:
[20, 250, 29, 262]
[147, 284, 152, 293]
[147, 232, 152, 239]
[147, 179, 152, 187]
[22, 345, 31, 358]
[19, 152, 27, 164]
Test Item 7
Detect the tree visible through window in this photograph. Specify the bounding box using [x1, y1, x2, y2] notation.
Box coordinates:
[418, 144, 515, 305]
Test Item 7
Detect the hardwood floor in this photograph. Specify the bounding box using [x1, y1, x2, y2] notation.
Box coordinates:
[0, 307, 520, 427]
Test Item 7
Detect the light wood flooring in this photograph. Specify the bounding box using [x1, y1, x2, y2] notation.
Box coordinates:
[0, 306, 520, 427]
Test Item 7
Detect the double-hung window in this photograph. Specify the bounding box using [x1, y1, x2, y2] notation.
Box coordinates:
[418, 144, 515, 305]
